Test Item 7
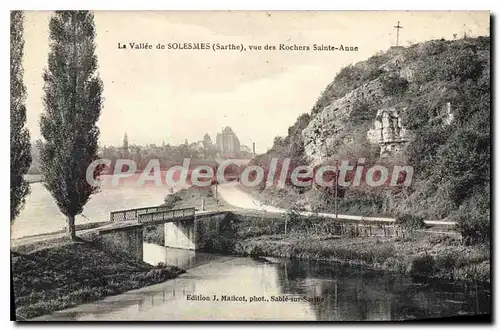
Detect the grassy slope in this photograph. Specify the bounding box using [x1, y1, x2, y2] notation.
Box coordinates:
[11, 240, 184, 320]
[165, 186, 220, 210]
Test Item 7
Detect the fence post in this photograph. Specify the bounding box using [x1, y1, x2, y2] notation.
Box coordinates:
[284, 214, 288, 236]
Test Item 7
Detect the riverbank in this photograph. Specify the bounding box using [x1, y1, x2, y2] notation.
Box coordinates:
[143, 210, 489, 284]
[236, 213, 489, 283]
[154, 186, 489, 284]
[11, 240, 184, 320]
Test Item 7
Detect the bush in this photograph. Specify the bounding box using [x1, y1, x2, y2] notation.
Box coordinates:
[434, 251, 457, 270]
[408, 254, 435, 276]
[380, 74, 409, 96]
[156, 262, 167, 269]
[453, 191, 490, 245]
[249, 246, 264, 258]
[395, 214, 425, 229]
[163, 194, 181, 209]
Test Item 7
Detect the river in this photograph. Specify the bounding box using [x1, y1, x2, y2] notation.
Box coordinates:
[11, 176, 189, 239]
[16, 180, 490, 321]
[32, 243, 490, 321]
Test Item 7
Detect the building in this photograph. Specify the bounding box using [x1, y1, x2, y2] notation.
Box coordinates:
[216, 126, 241, 156]
[203, 133, 213, 149]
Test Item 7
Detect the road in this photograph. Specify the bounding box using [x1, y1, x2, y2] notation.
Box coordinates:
[216, 182, 456, 226]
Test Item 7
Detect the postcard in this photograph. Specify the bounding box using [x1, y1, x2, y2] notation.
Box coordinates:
[10, 10, 491, 322]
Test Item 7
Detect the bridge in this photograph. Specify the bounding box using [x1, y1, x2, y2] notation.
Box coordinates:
[98, 205, 227, 260]
[109, 206, 196, 224]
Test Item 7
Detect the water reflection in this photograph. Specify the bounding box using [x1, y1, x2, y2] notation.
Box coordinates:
[34, 245, 490, 321]
[143, 243, 224, 270]
[276, 259, 489, 321]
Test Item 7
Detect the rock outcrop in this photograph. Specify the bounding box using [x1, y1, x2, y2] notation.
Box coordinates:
[366, 107, 411, 157]
[302, 77, 387, 161]
[302, 48, 418, 162]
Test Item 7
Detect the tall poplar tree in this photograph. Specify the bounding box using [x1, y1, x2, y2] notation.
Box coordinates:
[122, 132, 129, 158]
[10, 11, 32, 222]
[39, 11, 103, 240]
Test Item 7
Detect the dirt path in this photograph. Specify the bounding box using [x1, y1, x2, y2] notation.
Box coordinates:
[216, 182, 456, 226]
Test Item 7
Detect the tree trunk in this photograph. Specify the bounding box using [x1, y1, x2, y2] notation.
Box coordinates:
[67, 214, 77, 240]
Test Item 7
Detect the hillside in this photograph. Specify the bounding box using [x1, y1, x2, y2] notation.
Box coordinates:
[252, 36, 490, 244]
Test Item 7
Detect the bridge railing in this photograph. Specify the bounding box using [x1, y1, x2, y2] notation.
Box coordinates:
[110, 205, 171, 222]
[137, 207, 196, 223]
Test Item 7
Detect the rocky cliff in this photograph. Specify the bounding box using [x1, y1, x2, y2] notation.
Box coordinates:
[302, 77, 386, 160]
[255, 36, 490, 220]
[302, 47, 420, 162]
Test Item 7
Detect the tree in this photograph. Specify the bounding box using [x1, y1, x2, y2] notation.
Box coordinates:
[10, 11, 32, 222]
[122, 132, 129, 158]
[39, 11, 103, 240]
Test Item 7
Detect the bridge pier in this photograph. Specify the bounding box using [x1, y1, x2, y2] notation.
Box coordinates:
[164, 211, 229, 250]
[164, 220, 196, 250]
[105, 207, 231, 259]
[97, 222, 144, 260]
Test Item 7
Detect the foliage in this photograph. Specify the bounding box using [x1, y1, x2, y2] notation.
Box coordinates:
[253, 37, 491, 239]
[163, 194, 181, 209]
[10, 11, 32, 222]
[143, 224, 165, 245]
[312, 61, 386, 114]
[408, 253, 435, 277]
[453, 188, 490, 245]
[122, 132, 129, 157]
[39, 11, 104, 240]
[162, 187, 219, 210]
[380, 74, 409, 96]
[402, 37, 490, 221]
[229, 214, 489, 282]
[395, 214, 425, 230]
[269, 113, 311, 160]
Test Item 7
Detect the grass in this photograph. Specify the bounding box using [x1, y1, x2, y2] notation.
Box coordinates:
[164, 186, 222, 211]
[11, 240, 184, 320]
[154, 187, 490, 284]
[198, 212, 490, 284]
[232, 232, 490, 283]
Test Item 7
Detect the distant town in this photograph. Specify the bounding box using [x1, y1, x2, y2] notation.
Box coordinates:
[28, 126, 254, 174]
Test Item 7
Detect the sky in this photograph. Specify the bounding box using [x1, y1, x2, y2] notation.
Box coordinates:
[22, 11, 489, 153]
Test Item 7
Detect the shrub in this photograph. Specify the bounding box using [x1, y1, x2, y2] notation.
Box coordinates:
[163, 194, 181, 209]
[408, 254, 435, 276]
[453, 191, 490, 245]
[380, 74, 409, 96]
[249, 246, 264, 258]
[450, 188, 491, 245]
[395, 214, 425, 229]
[143, 224, 164, 245]
[434, 251, 457, 270]
[156, 262, 166, 269]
